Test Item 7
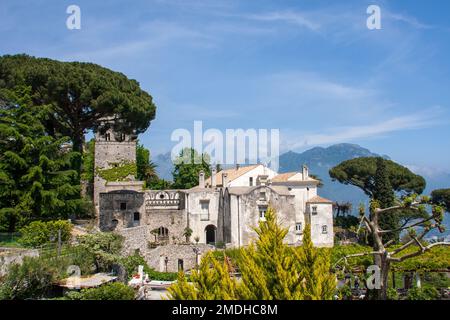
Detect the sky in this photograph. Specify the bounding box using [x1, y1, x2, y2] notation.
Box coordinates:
[1, 0, 450, 174]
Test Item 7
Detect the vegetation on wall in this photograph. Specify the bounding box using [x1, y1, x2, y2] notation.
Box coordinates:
[95, 161, 137, 182]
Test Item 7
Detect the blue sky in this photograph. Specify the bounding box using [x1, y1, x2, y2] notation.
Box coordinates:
[1, 0, 450, 174]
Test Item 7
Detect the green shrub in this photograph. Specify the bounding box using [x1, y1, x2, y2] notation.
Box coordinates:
[406, 286, 440, 300]
[76, 232, 124, 272]
[120, 253, 149, 278]
[18, 220, 72, 247]
[119, 252, 179, 281]
[338, 284, 353, 300]
[65, 282, 135, 300]
[0, 256, 60, 300]
[147, 268, 178, 281]
[387, 288, 399, 300]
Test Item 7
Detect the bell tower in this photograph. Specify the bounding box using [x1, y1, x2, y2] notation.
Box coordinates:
[93, 116, 140, 213]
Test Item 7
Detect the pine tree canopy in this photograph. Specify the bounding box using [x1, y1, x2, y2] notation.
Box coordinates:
[329, 157, 426, 197]
[0, 54, 156, 160]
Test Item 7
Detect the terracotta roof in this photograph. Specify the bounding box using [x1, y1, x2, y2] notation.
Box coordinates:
[205, 164, 260, 186]
[271, 172, 319, 183]
[307, 195, 333, 204]
[271, 172, 297, 182]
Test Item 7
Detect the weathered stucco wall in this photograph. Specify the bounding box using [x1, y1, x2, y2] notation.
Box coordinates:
[186, 190, 220, 244]
[307, 203, 334, 247]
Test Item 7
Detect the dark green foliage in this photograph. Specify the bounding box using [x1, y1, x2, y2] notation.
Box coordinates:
[120, 253, 178, 281]
[0, 54, 156, 164]
[334, 215, 360, 229]
[172, 148, 211, 189]
[431, 189, 450, 212]
[18, 220, 72, 247]
[65, 282, 135, 300]
[373, 158, 398, 242]
[0, 256, 59, 300]
[81, 139, 95, 183]
[329, 157, 426, 196]
[0, 92, 86, 231]
[136, 142, 160, 187]
[146, 178, 172, 190]
[76, 232, 124, 272]
[406, 286, 439, 300]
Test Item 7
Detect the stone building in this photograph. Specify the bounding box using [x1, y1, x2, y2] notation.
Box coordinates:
[94, 125, 334, 272]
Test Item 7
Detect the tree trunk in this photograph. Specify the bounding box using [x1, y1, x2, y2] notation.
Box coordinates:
[71, 133, 84, 181]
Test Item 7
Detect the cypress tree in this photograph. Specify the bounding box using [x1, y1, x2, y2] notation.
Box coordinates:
[373, 157, 398, 242]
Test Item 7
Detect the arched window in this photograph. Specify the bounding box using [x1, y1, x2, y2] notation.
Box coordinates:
[158, 227, 169, 241]
[205, 225, 217, 245]
[111, 219, 119, 231]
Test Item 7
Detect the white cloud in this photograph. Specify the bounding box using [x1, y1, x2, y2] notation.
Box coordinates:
[387, 13, 433, 30]
[282, 108, 443, 151]
[243, 11, 321, 31]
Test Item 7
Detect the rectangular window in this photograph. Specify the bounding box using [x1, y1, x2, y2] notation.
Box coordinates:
[258, 206, 267, 220]
[249, 177, 253, 186]
[312, 206, 318, 215]
[120, 202, 127, 211]
[200, 200, 210, 220]
[322, 225, 328, 234]
[259, 192, 266, 201]
[295, 222, 302, 234]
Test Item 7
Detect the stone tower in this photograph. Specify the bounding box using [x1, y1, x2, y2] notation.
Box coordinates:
[93, 117, 143, 215]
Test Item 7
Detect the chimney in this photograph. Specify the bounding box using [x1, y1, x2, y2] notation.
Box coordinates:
[199, 170, 205, 188]
[257, 175, 268, 186]
[302, 165, 309, 180]
[211, 166, 217, 188]
[222, 172, 229, 187]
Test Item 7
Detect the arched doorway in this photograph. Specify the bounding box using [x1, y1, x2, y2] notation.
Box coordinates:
[205, 225, 217, 245]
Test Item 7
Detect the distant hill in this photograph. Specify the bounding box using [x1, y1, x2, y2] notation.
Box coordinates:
[153, 152, 173, 181]
[279, 143, 385, 211]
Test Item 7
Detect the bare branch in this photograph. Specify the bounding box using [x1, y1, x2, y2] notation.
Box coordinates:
[379, 215, 435, 234]
[374, 202, 420, 215]
[390, 227, 430, 255]
[333, 251, 381, 269]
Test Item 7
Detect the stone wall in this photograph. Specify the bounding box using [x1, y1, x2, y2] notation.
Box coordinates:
[119, 225, 149, 256]
[0, 248, 39, 276]
[99, 190, 145, 231]
[145, 244, 213, 273]
[145, 209, 186, 245]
